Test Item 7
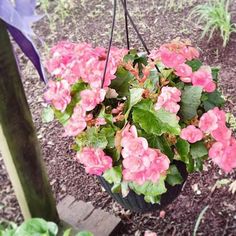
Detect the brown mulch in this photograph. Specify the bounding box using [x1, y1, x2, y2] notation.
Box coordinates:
[0, 0, 236, 235]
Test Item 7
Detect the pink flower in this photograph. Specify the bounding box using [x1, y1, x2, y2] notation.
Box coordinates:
[199, 110, 218, 133]
[160, 46, 186, 69]
[121, 124, 170, 185]
[174, 63, 192, 83]
[199, 108, 231, 144]
[64, 105, 87, 136]
[44, 80, 71, 112]
[209, 138, 236, 173]
[191, 66, 216, 92]
[154, 86, 181, 114]
[46, 41, 127, 87]
[181, 46, 200, 61]
[80, 88, 106, 111]
[180, 125, 203, 143]
[76, 147, 113, 175]
[144, 231, 157, 236]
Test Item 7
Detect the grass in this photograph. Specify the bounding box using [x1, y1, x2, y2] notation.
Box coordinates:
[189, 0, 236, 47]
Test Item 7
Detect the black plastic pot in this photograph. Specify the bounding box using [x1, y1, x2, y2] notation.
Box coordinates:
[98, 161, 188, 213]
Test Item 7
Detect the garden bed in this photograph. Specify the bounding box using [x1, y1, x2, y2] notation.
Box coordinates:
[0, 0, 236, 235]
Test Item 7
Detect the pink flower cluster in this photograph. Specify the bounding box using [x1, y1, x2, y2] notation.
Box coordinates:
[199, 108, 236, 172]
[180, 108, 236, 172]
[76, 147, 112, 175]
[46, 41, 127, 88]
[150, 40, 199, 69]
[150, 40, 216, 93]
[191, 66, 216, 93]
[154, 86, 181, 114]
[121, 125, 170, 185]
[63, 87, 106, 136]
[44, 80, 71, 112]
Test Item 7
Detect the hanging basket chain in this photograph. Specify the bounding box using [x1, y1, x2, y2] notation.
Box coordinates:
[123, 0, 130, 50]
[101, 0, 117, 88]
[102, 0, 161, 88]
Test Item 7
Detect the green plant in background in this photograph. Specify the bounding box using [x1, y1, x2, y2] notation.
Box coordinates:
[190, 0, 236, 47]
[39, 0, 72, 30]
[0, 218, 93, 236]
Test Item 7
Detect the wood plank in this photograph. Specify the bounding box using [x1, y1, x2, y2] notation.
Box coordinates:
[57, 195, 121, 236]
[0, 19, 59, 222]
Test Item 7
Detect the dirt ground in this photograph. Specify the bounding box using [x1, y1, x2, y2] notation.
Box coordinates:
[0, 0, 236, 235]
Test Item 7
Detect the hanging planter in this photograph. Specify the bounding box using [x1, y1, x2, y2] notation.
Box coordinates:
[42, 1, 236, 212]
[98, 160, 188, 212]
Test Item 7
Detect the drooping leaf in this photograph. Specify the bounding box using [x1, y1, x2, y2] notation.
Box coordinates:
[202, 90, 225, 111]
[144, 195, 161, 204]
[110, 67, 134, 97]
[103, 166, 122, 185]
[186, 59, 202, 71]
[175, 138, 190, 163]
[42, 106, 54, 123]
[129, 176, 167, 199]
[190, 141, 208, 171]
[133, 100, 180, 136]
[211, 68, 220, 81]
[166, 165, 184, 186]
[179, 86, 202, 120]
[190, 141, 208, 159]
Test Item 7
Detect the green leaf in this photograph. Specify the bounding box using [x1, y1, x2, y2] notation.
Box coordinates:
[98, 106, 113, 124]
[211, 68, 220, 81]
[103, 166, 122, 185]
[100, 127, 115, 148]
[144, 195, 161, 204]
[110, 67, 134, 97]
[186, 59, 202, 71]
[190, 141, 208, 171]
[144, 69, 159, 92]
[129, 88, 144, 109]
[166, 165, 183, 186]
[111, 183, 121, 193]
[47, 222, 58, 236]
[133, 100, 180, 136]
[75, 231, 94, 236]
[42, 106, 54, 123]
[180, 86, 202, 120]
[190, 141, 208, 159]
[202, 90, 225, 111]
[121, 182, 129, 197]
[161, 69, 173, 78]
[63, 228, 72, 236]
[175, 138, 190, 163]
[142, 133, 174, 160]
[129, 176, 167, 198]
[54, 110, 71, 125]
[14, 218, 57, 236]
[87, 127, 108, 149]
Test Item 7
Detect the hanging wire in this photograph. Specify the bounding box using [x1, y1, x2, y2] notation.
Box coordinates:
[123, 0, 130, 50]
[120, 0, 161, 73]
[120, 0, 150, 54]
[101, 0, 117, 88]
